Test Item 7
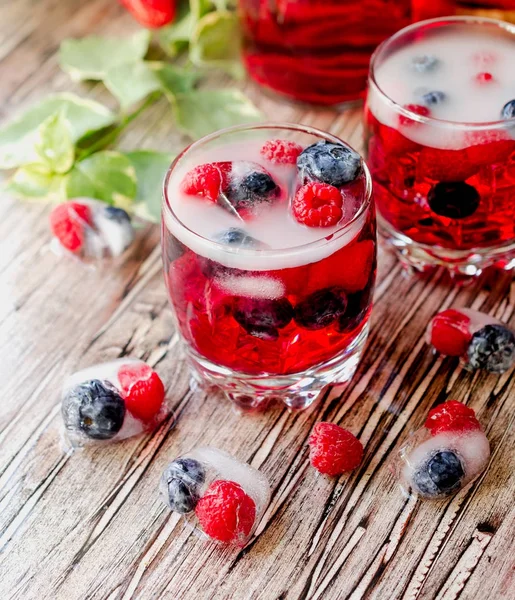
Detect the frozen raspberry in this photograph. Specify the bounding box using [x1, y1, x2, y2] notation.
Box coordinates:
[118, 363, 165, 422]
[430, 309, 472, 357]
[49, 202, 92, 253]
[261, 139, 303, 165]
[309, 422, 363, 476]
[399, 104, 430, 126]
[292, 182, 343, 227]
[195, 480, 256, 545]
[425, 400, 482, 436]
[181, 162, 230, 202]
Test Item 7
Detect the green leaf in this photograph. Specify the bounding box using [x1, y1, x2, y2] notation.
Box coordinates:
[66, 151, 137, 208]
[34, 112, 75, 174]
[158, 2, 196, 57]
[125, 150, 174, 223]
[190, 11, 243, 78]
[59, 31, 150, 81]
[0, 93, 115, 169]
[6, 165, 68, 201]
[190, 0, 215, 20]
[104, 62, 161, 110]
[151, 63, 199, 97]
[173, 89, 262, 139]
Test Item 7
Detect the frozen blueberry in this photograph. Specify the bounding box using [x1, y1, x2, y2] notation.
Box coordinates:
[467, 324, 515, 373]
[62, 379, 125, 440]
[413, 450, 465, 497]
[501, 99, 515, 120]
[294, 287, 347, 330]
[297, 141, 362, 187]
[103, 206, 132, 224]
[411, 55, 439, 73]
[427, 182, 480, 219]
[227, 171, 278, 210]
[232, 297, 293, 340]
[213, 228, 263, 248]
[420, 90, 446, 106]
[163, 458, 205, 513]
[337, 287, 372, 333]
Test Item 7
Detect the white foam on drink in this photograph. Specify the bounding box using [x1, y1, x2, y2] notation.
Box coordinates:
[369, 20, 515, 149]
[164, 138, 368, 271]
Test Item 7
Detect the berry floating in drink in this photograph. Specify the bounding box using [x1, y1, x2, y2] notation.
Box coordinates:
[160, 447, 270, 546]
[397, 400, 490, 500]
[61, 359, 167, 446]
[427, 308, 515, 374]
[49, 199, 135, 260]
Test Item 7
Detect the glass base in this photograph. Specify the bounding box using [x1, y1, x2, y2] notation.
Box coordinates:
[379, 216, 515, 279]
[185, 323, 369, 412]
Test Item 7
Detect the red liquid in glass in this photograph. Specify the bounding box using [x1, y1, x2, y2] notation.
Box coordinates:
[239, 0, 454, 105]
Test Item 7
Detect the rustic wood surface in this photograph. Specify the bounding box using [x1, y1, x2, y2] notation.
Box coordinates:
[1, 2, 514, 599]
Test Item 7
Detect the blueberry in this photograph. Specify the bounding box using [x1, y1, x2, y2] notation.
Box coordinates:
[294, 287, 347, 330]
[337, 287, 372, 333]
[411, 55, 439, 73]
[232, 297, 293, 340]
[467, 324, 515, 373]
[501, 99, 515, 120]
[420, 90, 446, 106]
[213, 228, 263, 248]
[413, 450, 465, 498]
[62, 379, 125, 440]
[297, 141, 362, 187]
[162, 458, 206, 513]
[103, 206, 132, 224]
[227, 171, 278, 210]
[427, 182, 480, 219]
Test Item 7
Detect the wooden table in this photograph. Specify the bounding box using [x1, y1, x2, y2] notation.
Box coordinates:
[1, 2, 514, 599]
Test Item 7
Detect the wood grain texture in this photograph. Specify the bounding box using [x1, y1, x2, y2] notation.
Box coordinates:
[0, 2, 514, 599]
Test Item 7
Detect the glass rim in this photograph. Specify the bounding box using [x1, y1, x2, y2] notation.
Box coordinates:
[162, 122, 373, 261]
[368, 15, 515, 130]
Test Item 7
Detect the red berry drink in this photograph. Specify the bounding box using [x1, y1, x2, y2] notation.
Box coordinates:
[162, 124, 376, 410]
[238, 0, 454, 106]
[365, 17, 515, 275]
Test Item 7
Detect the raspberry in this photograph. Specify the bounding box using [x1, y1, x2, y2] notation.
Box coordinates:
[309, 422, 363, 476]
[195, 480, 256, 545]
[181, 162, 231, 202]
[119, 0, 176, 29]
[425, 400, 482, 436]
[399, 104, 431, 126]
[118, 363, 165, 422]
[260, 139, 303, 165]
[430, 309, 472, 356]
[292, 182, 343, 227]
[49, 201, 92, 253]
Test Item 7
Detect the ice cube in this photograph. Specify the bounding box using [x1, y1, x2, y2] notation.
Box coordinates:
[61, 359, 167, 447]
[215, 273, 285, 299]
[160, 447, 270, 546]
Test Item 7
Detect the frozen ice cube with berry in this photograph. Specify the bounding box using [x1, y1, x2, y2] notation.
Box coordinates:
[396, 400, 490, 500]
[62, 358, 167, 446]
[427, 308, 515, 374]
[160, 447, 270, 546]
[49, 199, 135, 260]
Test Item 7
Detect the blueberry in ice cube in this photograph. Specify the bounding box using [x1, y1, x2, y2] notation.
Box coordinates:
[501, 99, 515, 120]
[427, 182, 480, 219]
[213, 228, 263, 248]
[411, 55, 439, 73]
[103, 206, 132, 225]
[337, 286, 372, 333]
[163, 458, 206, 513]
[294, 287, 348, 330]
[413, 450, 465, 497]
[467, 324, 515, 373]
[62, 379, 126, 440]
[297, 141, 362, 187]
[226, 168, 278, 211]
[232, 297, 293, 340]
[420, 90, 446, 106]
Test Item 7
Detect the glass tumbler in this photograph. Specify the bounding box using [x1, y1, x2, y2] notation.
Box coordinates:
[162, 124, 376, 410]
[238, 0, 455, 106]
[365, 16, 515, 276]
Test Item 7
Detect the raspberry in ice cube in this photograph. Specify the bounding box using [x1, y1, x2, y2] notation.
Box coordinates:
[61, 359, 167, 446]
[49, 199, 135, 260]
[397, 401, 490, 500]
[427, 308, 515, 374]
[160, 447, 270, 546]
